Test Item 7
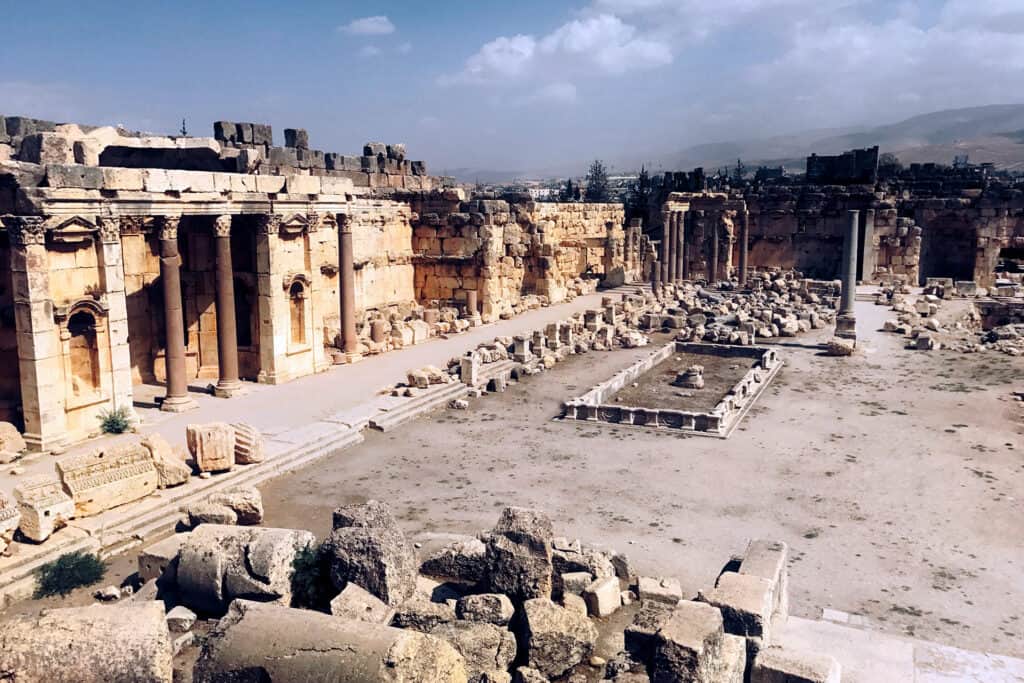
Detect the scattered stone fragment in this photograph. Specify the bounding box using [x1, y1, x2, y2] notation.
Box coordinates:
[583, 576, 621, 617]
[429, 620, 517, 682]
[650, 600, 726, 683]
[457, 592, 515, 626]
[208, 486, 264, 525]
[324, 516, 418, 606]
[230, 422, 264, 464]
[186, 422, 236, 472]
[421, 536, 488, 583]
[486, 507, 555, 601]
[142, 433, 192, 488]
[750, 645, 842, 683]
[392, 595, 457, 632]
[166, 605, 197, 633]
[521, 598, 598, 679]
[637, 575, 683, 606]
[330, 582, 396, 624]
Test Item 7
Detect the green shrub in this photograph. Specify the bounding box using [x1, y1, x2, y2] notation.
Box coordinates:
[34, 551, 107, 599]
[291, 544, 333, 610]
[98, 406, 131, 434]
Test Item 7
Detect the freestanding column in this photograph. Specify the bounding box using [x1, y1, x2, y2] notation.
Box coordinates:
[213, 215, 242, 398]
[665, 213, 676, 284]
[681, 211, 690, 280]
[674, 212, 685, 283]
[336, 213, 361, 362]
[836, 209, 859, 340]
[651, 259, 661, 296]
[158, 216, 197, 412]
[659, 216, 670, 285]
[858, 208, 876, 282]
[465, 289, 481, 326]
[738, 211, 750, 287]
[709, 219, 719, 283]
[97, 217, 139, 424]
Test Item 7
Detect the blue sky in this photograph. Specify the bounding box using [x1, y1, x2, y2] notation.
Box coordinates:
[2, 1, 1023, 174]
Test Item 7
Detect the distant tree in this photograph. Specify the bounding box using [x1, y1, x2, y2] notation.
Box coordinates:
[584, 160, 610, 202]
[732, 158, 746, 184]
[878, 152, 901, 168]
[626, 165, 652, 220]
[559, 178, 576, 202]
[180, 118, 188, 137]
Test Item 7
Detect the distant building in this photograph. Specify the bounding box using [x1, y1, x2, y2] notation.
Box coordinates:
[806, 146, 879, 185]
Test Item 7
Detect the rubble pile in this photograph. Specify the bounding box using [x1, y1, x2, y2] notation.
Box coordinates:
[11, 501, 842, 682]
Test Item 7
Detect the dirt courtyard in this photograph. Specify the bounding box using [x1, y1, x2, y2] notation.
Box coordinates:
[262, 301, 1024, 657]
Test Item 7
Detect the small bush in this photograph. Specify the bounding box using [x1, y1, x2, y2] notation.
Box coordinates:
[98, 406, 131, 434]
[291, 544, 334, 610]
[34, 551, 107, 599]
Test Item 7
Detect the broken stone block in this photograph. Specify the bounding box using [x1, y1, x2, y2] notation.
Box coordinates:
[208, 486, 264, 525]
[188, 502, 238, 527]
[740, 539, 789, 623]
[624, 601, 673, 662]
[230, 422, 264, 464]
[56, 442, 159, 517]
[141, 433, 192, 488]
[19, 132, 73, 165]
[177, 524, 315, 613]
[583, 576, 621, 618]
[392, 595, 457, 632]
[562, 592, 588, 617]
[611, 552, 634, 580]
[637, 575, 683, 606]
[513, 667, 549, 683]
[561, 571, 594, 595]
[675, 364, 705, 389]
[330, 582, 396, 624]
[650, 600, 726, 683]
[420, 536, 488, 583]
[167, 605, 197, 633]
[0, 421, 26, 463]
[323, 523, 418, 606]
[750, 646, 841, 683]
[430, 620, 517, 682]
[456, 592, 515, 626]
[720, 633, 748, 683]
[0, 602, 172, 682]
[0, 492, 21, 552]
[521, 598, 598, 679]
[486, 507, 555, 601]
[193, 600, 468, 682]
[186, 423, 236, 473]
[138, 531, 190, 583]
[825, 338, 855, 356]
[700, 571, 774, 648]
[332, 499, 400, 530]
[14, 474, 74, 542]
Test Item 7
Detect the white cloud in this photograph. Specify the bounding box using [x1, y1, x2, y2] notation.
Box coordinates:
[358, 45, 382, 58]
[340, 15, 395, 35]
[515, 82, 579, 106]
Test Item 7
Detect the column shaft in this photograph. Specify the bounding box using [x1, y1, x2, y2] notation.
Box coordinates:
[836, 209, 859, 340]
[337, 214, 360, 360]
[858, 208, 876, 282]
[667, 213, 677, 283]
[738, 211, 750, 287]
[213, 216, 242, 397]
[159, 217, 197, 411]
[674, 212, 685, 283]
[97, 218, 139, 424]
[709, 219, 719, 282]
[681, 211, 690, 280]
[659, 216, 670, 284]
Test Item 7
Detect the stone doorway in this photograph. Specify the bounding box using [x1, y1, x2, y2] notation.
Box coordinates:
[918, 219, 976, 285]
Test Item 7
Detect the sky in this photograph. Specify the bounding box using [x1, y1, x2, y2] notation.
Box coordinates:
[2, 0, 1024, 175]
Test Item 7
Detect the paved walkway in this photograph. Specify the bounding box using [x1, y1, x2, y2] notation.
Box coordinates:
[1, 286, 639, 498]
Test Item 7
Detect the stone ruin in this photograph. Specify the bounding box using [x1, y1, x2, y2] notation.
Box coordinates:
[12, 475, 74, 543]
[55, 443, 159, 518]
[0, 500, 842, 683]
[675, 365, 705, 389]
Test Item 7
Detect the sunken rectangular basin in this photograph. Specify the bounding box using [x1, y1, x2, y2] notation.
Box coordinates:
[561, 342, 782, 438]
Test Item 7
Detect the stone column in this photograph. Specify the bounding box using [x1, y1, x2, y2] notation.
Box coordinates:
[213, 215, 242, 398]
[465, 289, 481, 326]
[336, 213, 360, 362]
[158, 217, 197, 412]
[96, 217, 139, 424]
[858, 208, 876, 282]
[659, 214, 670, 284]
[738, 211, 750, 287]
[9, 217, 66, 452]
[674, 212, 685, 283]
[255, 215, 284, 384]
[836, 209, 859, 340]
[666, 212, 677, 284]
[681, 211, 691, 280]
[709, 218, 719, 283]
[651, 259, 661, 296]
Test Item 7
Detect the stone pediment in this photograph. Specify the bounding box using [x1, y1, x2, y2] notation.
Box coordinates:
[277, 213, 310, 236]
[47, 215, 98, 245]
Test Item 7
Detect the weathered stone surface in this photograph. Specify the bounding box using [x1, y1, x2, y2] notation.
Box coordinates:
[486, 507, 554, 601]
[582, 576, 620, 618]
[561, 571, 594, 595]
[330, 582, 396, 624]
[138, 532, 190, 582]
[650, 600, 725, 683]
[701, 571, 774, 645]
[230, 422, 265, 464]
[141, 433, 192, 488]
[0, 602, 172, 682]
[56, 442, 158, 517]
[16, 472, 74, 540]
[324, 523, 418, 606]
[750, 646, 842, 683]
[186, 422, 236, 472]
[720, 633, 748, 683]
[740, 539, 790, 622]
[0, 492, 21, 552]
[430, 621, 517, 683]
[825, 338, 855, 356]
[421, 536, 488, 583]
[457, 592, 515, 626]
[193, 600, 468, 683]
[0, 421, 26, 463]
[521, 598, 598, 678]
[332, 499, 400, 530]
[208, 486, 264, 525]
[637, 575, 683, 606]
[188, 501, 239, 526]
[624, 601, 673, 662]
[166, 605, 197, 633]
[177, 524, 315, 613]
[393, 595, 457, 631]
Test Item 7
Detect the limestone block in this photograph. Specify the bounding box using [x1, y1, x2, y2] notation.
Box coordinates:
[45, 163, 104, 189]
[330, 582, 396, 624]
[420, 536, 488, 583]
[750, 646, 841, 683]
[486, 507, 555, 601]
[0, 421, 26, 463]
[141, 433, 192, 488]
[637, 575, 683, 606]
[230, 422, 264, 464]
[521, 598, 598, 679]
[13, 475, 74, 542]
[720, 633, 748, 683]
[321, 175, 355, 195]
[456, 593, 515, 627]
[409, 319, 431, 344]
[101, 166, 145, 190]
[138, 531, 191, 582]
[332, 499, 400, 530]
[561, 571, 594, 595]
[192, 600, 467, 683]
[186, 422, 236, 472]
[583, 576, 621, 617]
[324, 523, 418, 606]
[0, 492, 21, 552]
[740, 539, 789, 621]
[208, 486, 264, 525]
[167, 605, 197, 633]
[176, 524, 315, 613]
[56, 442, 159, 517]
[701, 571, 775, 646]
[650, 600, 726, 683]
[285, 174, 320, 195]
[188, 502, 238, 527]
[19, 132, 73, 164]
[0, 602, 172, 682]
[254, 175, 286, 193]
[430, 621, 517, 682]
[624, 601, 673, 662]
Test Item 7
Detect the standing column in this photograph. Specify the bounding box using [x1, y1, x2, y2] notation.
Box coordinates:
[96, 217, 139, 424]
[674, 212, 685, 283]
[738, 211, 750, 287]
[666, 212, 677, 284]
[337, 213, 361, 362]
[858, 208, 876, 282]
[158, 216, 197, 412]
[681, 211, 691, 280]
[650, 258, 661, 296]
[709, 219, 719, 283]
[465, 289, 481, 326]
[213, 215, 242, 398]
[659, 214, 670, 284]
[836, 209, 859, 340]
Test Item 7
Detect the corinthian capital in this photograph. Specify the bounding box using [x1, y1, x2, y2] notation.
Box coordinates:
[214, 215, 232, 238]
[158, 216, 181, 242]
[7, 216, 46, 247]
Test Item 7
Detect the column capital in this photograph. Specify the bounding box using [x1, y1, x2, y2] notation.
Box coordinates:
[306, 211, 321, 232]
[97, 216, 121, 244]
[214, 215, 232, 237]
[336, 212, 352, 234]
[158, 215, 181, 241]
[7, 216, 46, 247]
[257, 214, 280, 235]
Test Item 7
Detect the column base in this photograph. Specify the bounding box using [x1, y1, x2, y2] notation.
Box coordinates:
[343, 351, 363, 364]
[465, 315, 483, 328]
[213, 380, 244, 399]
[160, 394, 198, 413]
[835, 314, 857, 340]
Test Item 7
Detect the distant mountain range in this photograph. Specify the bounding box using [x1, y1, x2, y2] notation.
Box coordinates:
[447, 104, 1024, 183]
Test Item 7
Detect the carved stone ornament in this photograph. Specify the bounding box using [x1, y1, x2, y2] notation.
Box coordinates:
[7, 216, 46, 246]
[158, 216, 181, 241]
[214, 215, 232, 238]
[282, 272, 312, 291]
[49, 216, 99, 246]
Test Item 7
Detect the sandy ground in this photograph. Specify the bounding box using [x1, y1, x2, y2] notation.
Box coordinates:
[260, 298, 1024, 657]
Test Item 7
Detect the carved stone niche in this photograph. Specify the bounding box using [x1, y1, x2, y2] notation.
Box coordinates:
[319, 262, 339, 276]
[281, 272, 312, 292]
[277, 213, 311, 237]
[47, 216, 99, 246]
